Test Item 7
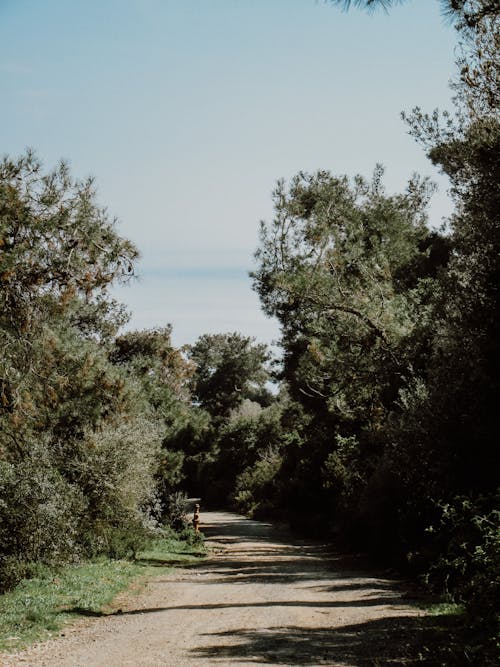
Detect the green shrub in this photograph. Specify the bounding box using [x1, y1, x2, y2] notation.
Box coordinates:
[177, 525, 205, 547]
[425, 494, 500, 655]
[164, 491, 189, 530]
[0, 443, 85, 592]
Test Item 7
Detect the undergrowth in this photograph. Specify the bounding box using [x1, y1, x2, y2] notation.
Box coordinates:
[0, 529, 205, 653]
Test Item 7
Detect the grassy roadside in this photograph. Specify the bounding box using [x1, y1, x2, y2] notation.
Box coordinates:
[0, 532, 206, 653]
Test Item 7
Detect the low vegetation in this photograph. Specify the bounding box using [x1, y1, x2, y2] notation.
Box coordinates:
[0, 528, 205, 653]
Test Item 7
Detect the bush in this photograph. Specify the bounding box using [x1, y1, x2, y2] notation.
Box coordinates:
[425, 494, 500, 660]
[0, 412, 163, 590]
[164, 491, 190, 530]
[177, 525, 205, 548]
[75, 416, 160, 519]
[102, 524, 152, 561]
[0, 443, 85, 592]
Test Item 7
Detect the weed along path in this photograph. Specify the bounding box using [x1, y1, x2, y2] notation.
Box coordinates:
[4, 511, 429, 666]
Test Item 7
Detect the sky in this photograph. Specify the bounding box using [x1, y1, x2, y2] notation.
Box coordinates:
[0, 0, 458, 347]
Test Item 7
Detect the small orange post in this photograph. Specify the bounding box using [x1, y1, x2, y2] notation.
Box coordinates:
[192, 503, 200, 532]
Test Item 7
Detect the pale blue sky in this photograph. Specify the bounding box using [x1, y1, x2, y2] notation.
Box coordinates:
[1, 0, 458, 346]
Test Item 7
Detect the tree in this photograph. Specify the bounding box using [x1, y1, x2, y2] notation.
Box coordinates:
[0, 152, 160, 588]
[320, 1, 500, 653]
[252, 166, 441, 420]
[110, 327, 196, 504]
[111, 326, 194, 407]
[187, 332, 271, 420]
[251, 165, 453, 537]
[328, 0, 498, 26]
[328, 0, 406, 10]
[0, 151, 138, 455]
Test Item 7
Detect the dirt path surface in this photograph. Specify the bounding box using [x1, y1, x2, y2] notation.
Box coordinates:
[3, 511, 427, 666]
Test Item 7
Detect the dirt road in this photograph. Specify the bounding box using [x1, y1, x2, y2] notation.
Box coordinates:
[4, 511, 428, 666]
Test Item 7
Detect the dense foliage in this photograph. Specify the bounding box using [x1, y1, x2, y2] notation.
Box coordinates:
[0, 154, 190, 590]
[157, 332, 275, 506]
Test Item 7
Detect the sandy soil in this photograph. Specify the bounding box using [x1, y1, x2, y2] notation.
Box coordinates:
[1, 511, 427, 666]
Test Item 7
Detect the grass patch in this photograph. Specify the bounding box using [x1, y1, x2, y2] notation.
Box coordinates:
[426, 601, 464, 616]
[0, 560, 143, 651]
[0, 532, 206, 653]
[138, 532, 206, 567]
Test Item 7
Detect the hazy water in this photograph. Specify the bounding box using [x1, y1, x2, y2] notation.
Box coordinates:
[113, 266, 280, 348]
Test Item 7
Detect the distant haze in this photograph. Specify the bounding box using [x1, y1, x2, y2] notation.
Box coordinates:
[0, 0, 457, 347]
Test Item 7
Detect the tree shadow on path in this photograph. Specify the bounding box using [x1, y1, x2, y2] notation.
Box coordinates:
[190, 614, 467, 666]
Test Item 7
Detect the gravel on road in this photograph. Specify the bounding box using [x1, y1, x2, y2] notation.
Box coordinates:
[1, 511, 426, 667]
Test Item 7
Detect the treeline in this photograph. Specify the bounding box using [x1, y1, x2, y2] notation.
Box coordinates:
[0, 150, 274, 596]
[167, 3, 499, 658]
[0, 153, 199, 591]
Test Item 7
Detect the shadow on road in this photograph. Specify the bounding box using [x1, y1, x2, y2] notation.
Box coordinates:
[66, 594, 407, 619]
[190, 614, 466, 666]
